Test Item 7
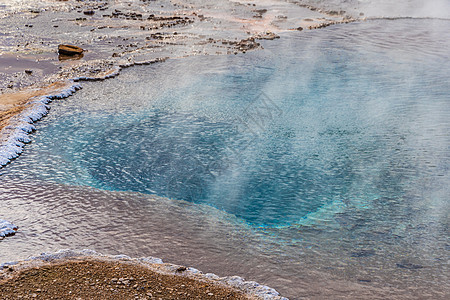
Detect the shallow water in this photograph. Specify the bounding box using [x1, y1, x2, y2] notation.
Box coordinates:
[1, 20, 449, 299]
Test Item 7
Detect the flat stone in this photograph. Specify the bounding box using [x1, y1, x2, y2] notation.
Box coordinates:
[58, 45, 84, 55]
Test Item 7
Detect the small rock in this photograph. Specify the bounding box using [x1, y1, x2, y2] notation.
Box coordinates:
[176, 266, 187, 273]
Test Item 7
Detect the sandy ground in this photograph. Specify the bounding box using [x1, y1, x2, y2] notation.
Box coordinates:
[0, 250, 285, 299]
[0, 260, 248, 299]
[0, 81, 73, 132]
[0, 260, 252, 299]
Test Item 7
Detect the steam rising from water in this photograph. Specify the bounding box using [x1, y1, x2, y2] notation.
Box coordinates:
[295, 0, 450, 18]
[1, 15, 449, 300]
[359, 0, 450, 18]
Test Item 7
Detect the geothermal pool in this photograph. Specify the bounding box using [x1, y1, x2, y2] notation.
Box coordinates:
[1, 19, 449, 298]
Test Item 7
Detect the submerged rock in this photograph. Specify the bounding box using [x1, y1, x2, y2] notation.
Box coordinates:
[396, 261, 424, 270]
[350, 249, 376, 258]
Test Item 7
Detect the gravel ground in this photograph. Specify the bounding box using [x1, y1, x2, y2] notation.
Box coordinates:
[0, 259, 253, 299]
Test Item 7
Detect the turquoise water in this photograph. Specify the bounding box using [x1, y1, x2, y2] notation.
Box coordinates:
[1, 19, 449, 298]
[4, 19, 449, 227]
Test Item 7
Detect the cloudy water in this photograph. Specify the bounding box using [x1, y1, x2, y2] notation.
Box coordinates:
[1, 19, 449, 299]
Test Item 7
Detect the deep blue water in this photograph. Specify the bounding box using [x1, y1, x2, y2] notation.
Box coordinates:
[2, 20, 449, 230]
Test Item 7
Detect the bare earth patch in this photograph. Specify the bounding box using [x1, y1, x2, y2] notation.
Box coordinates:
[0, 250, 287, 300]
[0, 81, 71, 132]
[0, 260, 251, 300]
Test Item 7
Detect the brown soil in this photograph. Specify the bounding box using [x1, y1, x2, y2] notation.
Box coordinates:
[0, 81, 71, 132]
[0, 259, 253, 300]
